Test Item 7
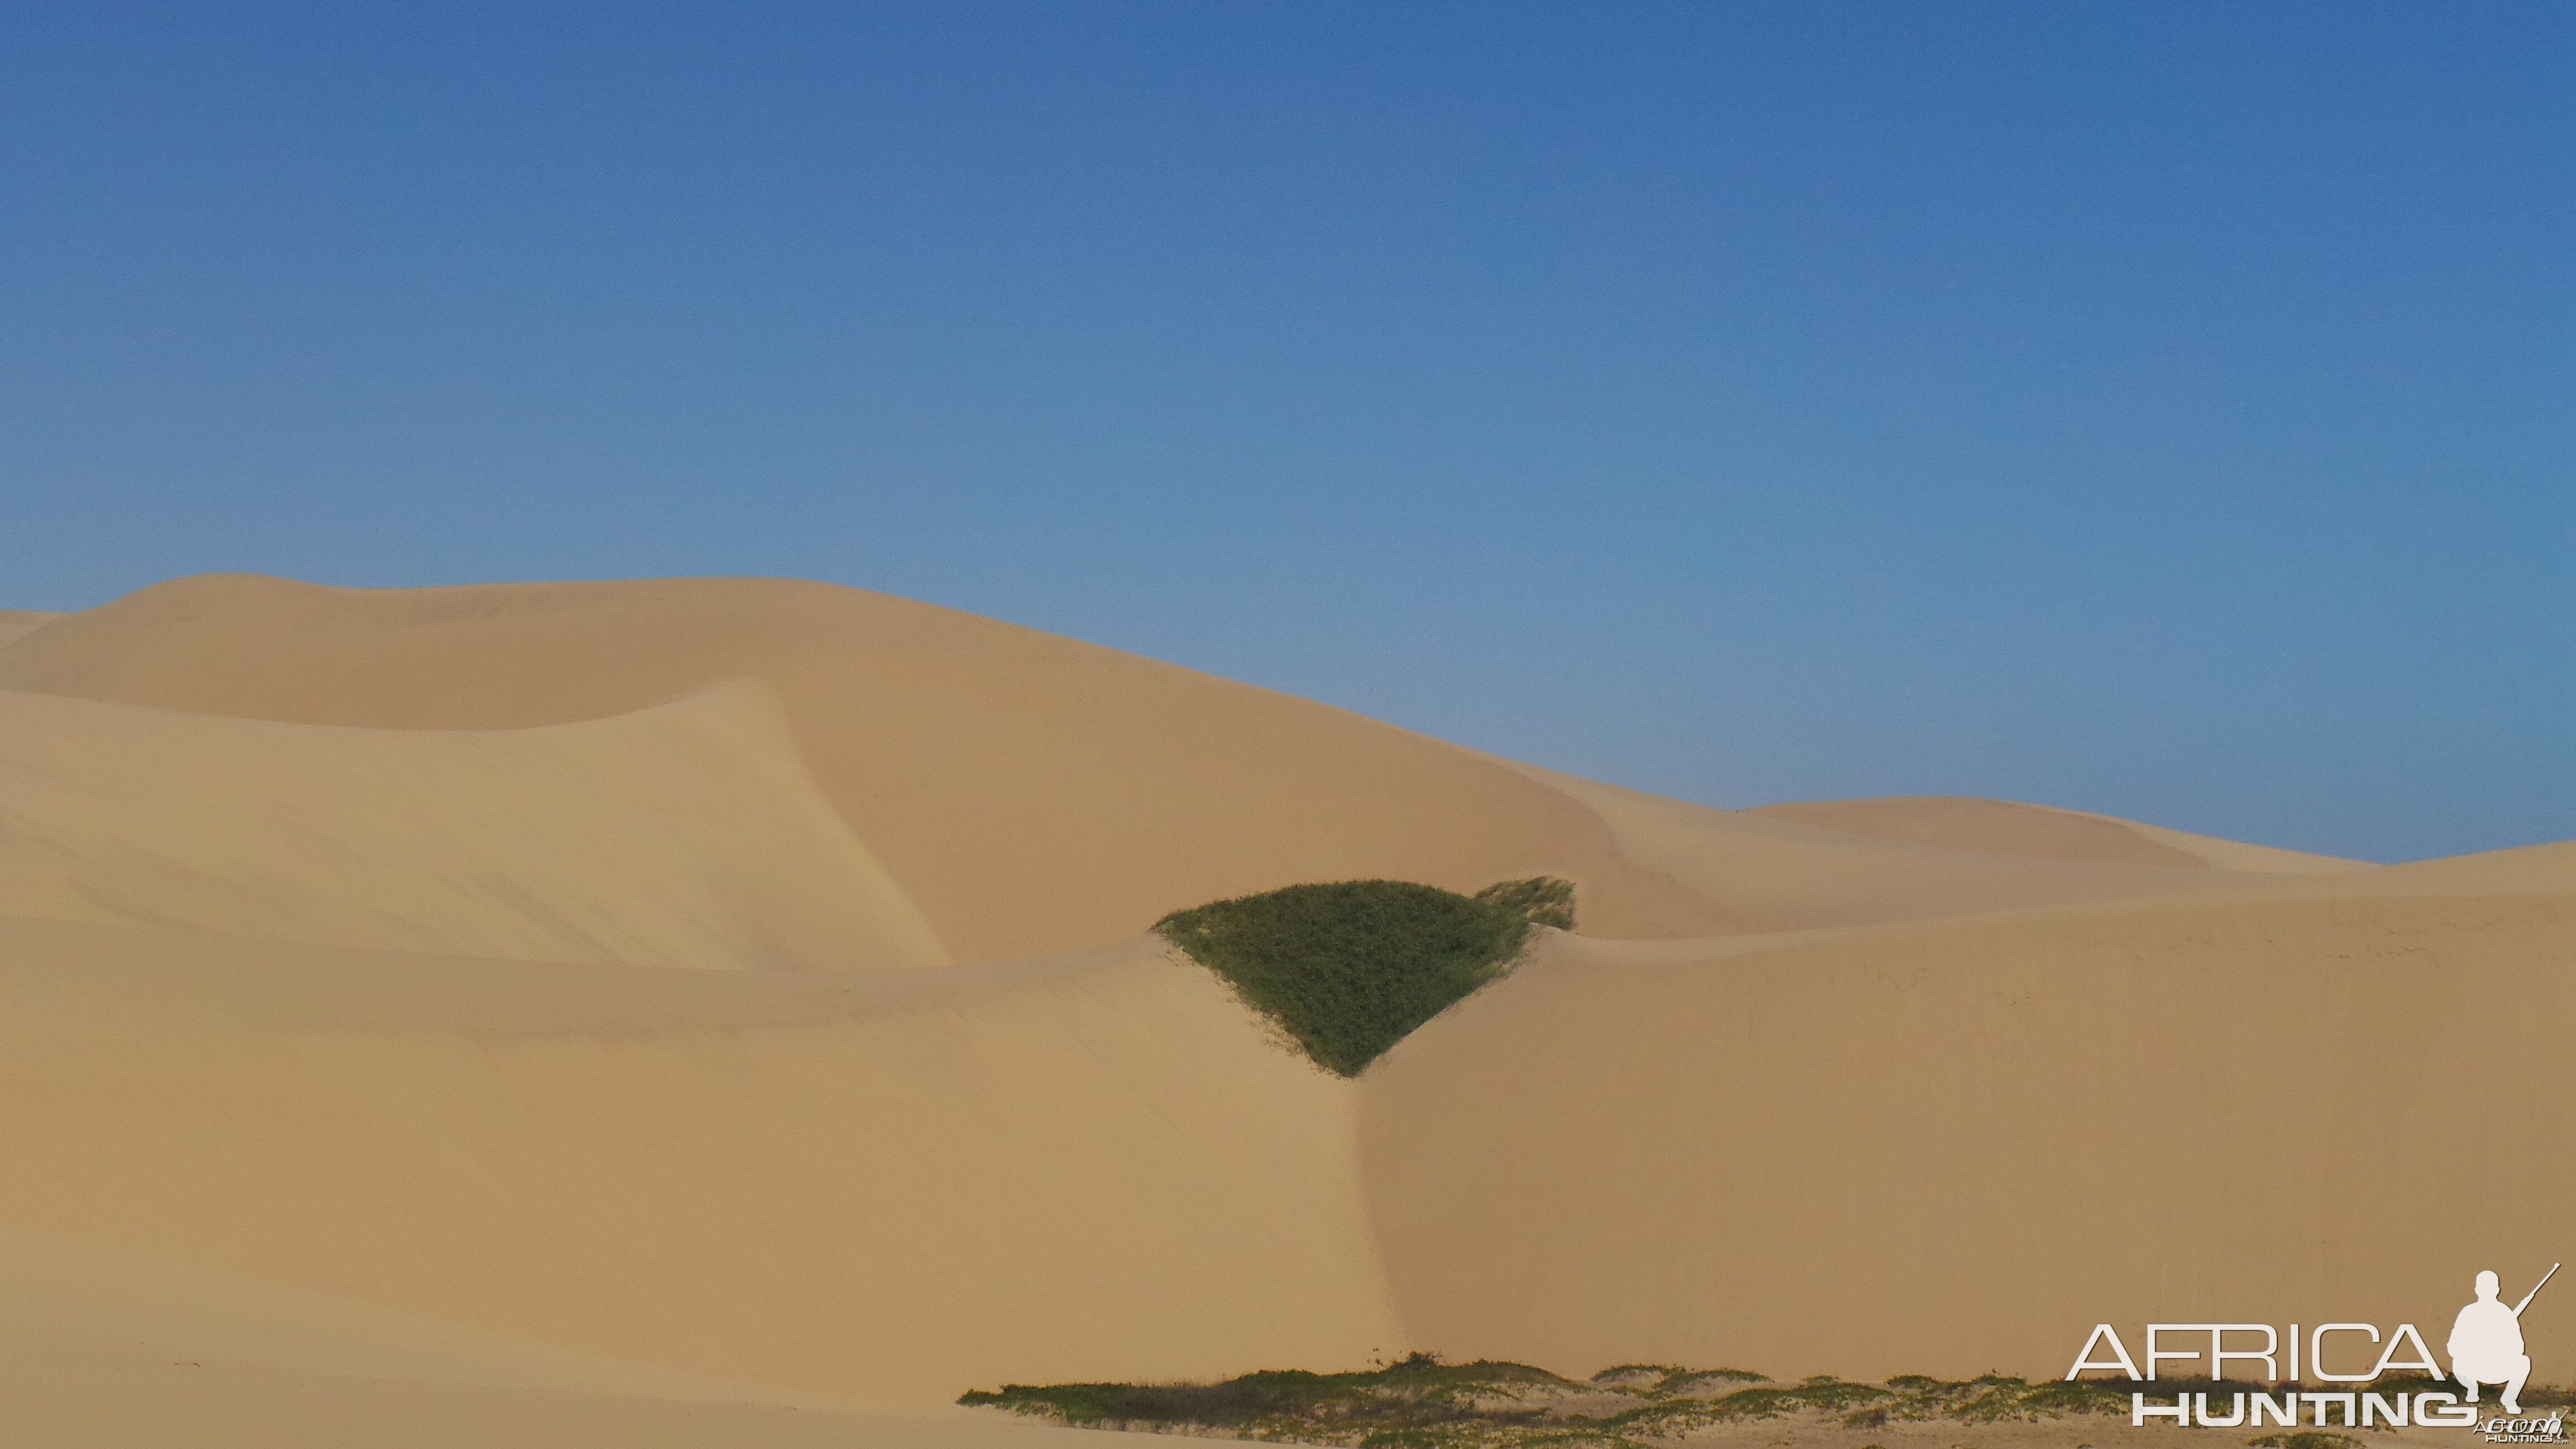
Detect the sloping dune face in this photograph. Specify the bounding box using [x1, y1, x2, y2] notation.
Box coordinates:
[1749, 794, 2370, 873]
[0, 920, 1403, 1408]
[1492, 761, 2352, 932]
[0, 609, 63, 648]
[1751, 794, 2217, 866]
[1361, 855, 2574, 1382]
[0, 680, 945, 970]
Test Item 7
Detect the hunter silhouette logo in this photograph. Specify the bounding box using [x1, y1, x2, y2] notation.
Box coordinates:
[2454, 1263, 2554, 1417]
[2065, 1260, 2561, 1434]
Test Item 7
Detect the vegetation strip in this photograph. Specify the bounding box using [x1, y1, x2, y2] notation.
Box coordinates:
[963, 1356, 2572, 1448]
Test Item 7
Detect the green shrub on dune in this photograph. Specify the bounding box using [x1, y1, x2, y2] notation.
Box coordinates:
[1472, 875, 1577, 930]
[1154, 877, 1574, 1077]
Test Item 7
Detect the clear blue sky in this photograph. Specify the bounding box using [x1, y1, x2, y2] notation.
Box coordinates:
[4, 2, 2568, 863]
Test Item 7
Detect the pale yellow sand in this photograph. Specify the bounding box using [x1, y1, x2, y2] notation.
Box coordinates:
[0, 608, 62, 648]
[0, 574, 2563, 1445]
[0, 575, 1732, 956]
[0, 1366, 1175, 1449]
[1493, 760, 2356, 932]
[0, 917, 1403, 1408]
[0, 575, 2393, 951]
[1361, 858, 2573, 1384]
[1749, 793, 2372, 873]
[0, 680, 945, 970]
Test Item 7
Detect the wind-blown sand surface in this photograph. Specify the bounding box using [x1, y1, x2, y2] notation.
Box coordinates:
[0, 574, 2563, 1445]
[0, 681, 944, 969]
[0, 608, 63, 648]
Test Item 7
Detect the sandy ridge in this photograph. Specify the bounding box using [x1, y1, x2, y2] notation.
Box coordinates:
[0, 574, 1734, 957]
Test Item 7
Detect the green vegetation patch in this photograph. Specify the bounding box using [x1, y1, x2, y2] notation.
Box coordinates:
[1156, 878, 1573, 1077]
[1858, 1373, 2143, 1426]
[1654, 1367, 1767, 1395]
[960, 1352, 1603, 1445]
[1473, 876, 1577, 930]
[1585, 1364, 1696, 1393]
[1588, 1376, 1896, 1438]
[962, 1360, 2275, 1448]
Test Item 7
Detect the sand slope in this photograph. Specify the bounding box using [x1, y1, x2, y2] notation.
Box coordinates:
[0, 916, 1402, 1409]
[1361, 862, 2573, 1382]
[1748, 794, 2370, 873]
[0, 573, 2563, 1440]
[0, 574, 1732, 957]
[1, 1366, 1177, 1449]
[1495, 760, 2351, 932]
[0, 680, 946, 970]
[0, 608, 63, 648]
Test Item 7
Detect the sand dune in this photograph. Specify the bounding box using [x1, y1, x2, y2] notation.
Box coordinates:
[0, 573, 2563, 1442]
[1, 1365, 1175, 1449]
[1494, 760, 2350, 931]
[0, 575, 1731, 958]
[0, 680, 945, 970]
[1750, 794, 2213, 866]
[0, 915, 1401, 1409]
[2063, 804, 2377, 873]
[1361, 879, 2571, 1382]
[0, 608, 62, 647]
[1747, 794, 2370, 873]
[0, 1219, 803, 1399]
[0, 575, 2375, 954]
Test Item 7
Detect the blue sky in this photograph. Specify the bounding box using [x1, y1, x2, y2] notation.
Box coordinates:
[4, 1, 2568, 862]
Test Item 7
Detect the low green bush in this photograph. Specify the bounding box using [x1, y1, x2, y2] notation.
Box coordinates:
[1155, 878, 1571, 1077]
[1474, 876, 1577, 930]
[1586, 1363, 1692, 1393]
[1656, 1367, 1768, 1396]
[959, 1352, 1586, 1432]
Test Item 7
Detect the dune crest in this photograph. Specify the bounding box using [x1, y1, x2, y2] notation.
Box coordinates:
[1745, 794, 2367, 872]
[0, 575, 1734, 958]
[1488, 760, 2342, 932]
[0, 575, 2402, 954]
